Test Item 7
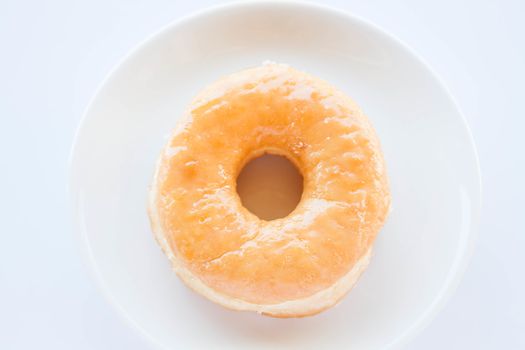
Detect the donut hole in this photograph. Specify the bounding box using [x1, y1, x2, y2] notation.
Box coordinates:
[236, 153, 303, 221]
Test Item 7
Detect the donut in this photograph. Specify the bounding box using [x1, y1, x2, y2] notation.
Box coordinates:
[148, 63, 391, 317]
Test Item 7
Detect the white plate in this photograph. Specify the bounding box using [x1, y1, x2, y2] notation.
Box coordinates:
[70, 2, 481, 349]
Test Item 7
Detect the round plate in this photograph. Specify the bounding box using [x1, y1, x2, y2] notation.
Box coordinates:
[70, 2, 481, 349]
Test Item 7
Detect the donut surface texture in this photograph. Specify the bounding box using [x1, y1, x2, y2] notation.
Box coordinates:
[148, 63, 391, 317]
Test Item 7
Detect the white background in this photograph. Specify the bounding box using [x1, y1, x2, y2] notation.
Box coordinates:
[1, 0, 523, 349]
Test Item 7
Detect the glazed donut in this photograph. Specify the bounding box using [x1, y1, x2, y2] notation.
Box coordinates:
[148, 63, 390, 317]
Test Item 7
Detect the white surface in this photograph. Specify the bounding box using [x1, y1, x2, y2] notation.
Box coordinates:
[0, 0, 523, 349]
[69, 3, 480, 348]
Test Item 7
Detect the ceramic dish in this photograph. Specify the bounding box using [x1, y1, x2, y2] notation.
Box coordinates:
[70, 2, 481, 349]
